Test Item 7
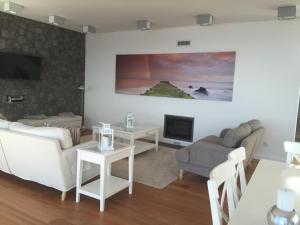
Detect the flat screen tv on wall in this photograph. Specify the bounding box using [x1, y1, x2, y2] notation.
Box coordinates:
[0, 52, 42, 80]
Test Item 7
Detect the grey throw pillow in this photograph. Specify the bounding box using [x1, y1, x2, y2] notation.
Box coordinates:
[223, 125, 252, 148]
[239, 123, 252, 134]
[219, 128, 231, 138]
[248, 120, 261, 132]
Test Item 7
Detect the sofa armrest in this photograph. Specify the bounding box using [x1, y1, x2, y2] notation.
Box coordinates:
[176, 147, 190, 163]
[62, 141, 98, 177]
[63, 140, 98, 153]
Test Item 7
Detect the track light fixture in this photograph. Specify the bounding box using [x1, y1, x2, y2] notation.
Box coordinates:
[83, 25, 96, 34]
[197, 14, 214, 26]
[3, 1, 24, 14]
[48, 15, 66, 26]
[136, 20, 152, 30]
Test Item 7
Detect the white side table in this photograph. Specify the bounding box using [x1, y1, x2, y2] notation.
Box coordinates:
[76, 142, 134, 212]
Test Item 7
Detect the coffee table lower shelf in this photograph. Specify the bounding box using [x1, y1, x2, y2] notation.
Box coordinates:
[79, 176, 130, 200]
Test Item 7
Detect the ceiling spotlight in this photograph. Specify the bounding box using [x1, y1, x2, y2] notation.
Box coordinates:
[136, 20, 152, 30]
[197, 14, 214, 26]
[48, 15, 66, 26]
[3, 1, 24, 14]
[83, 25, 96, 34]
[278, 6, 296, 20]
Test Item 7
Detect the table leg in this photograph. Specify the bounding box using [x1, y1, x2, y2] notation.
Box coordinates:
[128, 147, 134, 194]
[100, 161, 107, 212]
[107, 163, 111, 176]
[92, 127, 97, 141]
[130, 136, 134, 146]
[155, 130, 159, 152]
[76, 155, 83, 203]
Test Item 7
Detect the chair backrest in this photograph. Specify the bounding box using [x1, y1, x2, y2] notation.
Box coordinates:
[228, 147, 247, 203]
[207, 160, 237, 225]
[284, 141, 300, 164]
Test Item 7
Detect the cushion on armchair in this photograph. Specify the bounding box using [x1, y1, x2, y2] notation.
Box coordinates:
[219, 128, 231, 138]
[222, 124, 251, 148]
[248, 119, 261, 132]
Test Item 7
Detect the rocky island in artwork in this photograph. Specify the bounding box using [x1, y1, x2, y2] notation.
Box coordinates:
[142, 81, 193, 99]
[115, 52, 236, 101]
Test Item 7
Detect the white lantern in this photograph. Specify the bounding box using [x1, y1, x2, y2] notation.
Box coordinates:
[125, 112, 134, 130]
[97, 122, 114, 151]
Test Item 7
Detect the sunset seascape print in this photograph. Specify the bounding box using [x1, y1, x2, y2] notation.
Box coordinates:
[115, 52, 236, 101]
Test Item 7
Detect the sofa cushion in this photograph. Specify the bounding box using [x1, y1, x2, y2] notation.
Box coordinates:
[9, 122, 73, 149]
[189, 141, 233, 168]
[0, 119, 11, 129]
[239, 123, 252, 134]
[219, 128, 231, 138]
[223, 125, 252, 148]
[202, 135, 224, 145]
[248, 120, 261, 132]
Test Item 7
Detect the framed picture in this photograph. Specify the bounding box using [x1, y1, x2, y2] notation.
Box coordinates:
[115, 51, 236, 101]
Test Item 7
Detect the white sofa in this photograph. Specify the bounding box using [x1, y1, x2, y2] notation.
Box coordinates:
[0, 120, 99, 201]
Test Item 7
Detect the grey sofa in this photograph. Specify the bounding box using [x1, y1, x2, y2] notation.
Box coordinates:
[176, 120, 264, 178]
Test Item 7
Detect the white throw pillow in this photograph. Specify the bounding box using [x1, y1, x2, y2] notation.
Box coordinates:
[0, 119, 11, 129]
[9, 122, 73, 149]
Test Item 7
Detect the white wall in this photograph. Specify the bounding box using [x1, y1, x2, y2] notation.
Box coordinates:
[85, 20, 300, 161]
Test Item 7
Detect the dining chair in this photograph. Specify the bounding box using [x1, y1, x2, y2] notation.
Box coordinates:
[207, 160, 237, 225]
[284, 141, 300, 164]
[228, 147, 247, 203]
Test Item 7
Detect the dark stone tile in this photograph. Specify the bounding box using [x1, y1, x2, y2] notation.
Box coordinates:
[0, 12, 85, 121]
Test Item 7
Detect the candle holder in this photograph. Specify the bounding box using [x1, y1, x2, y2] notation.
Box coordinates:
[267, 205, 300, 225]
[97, 122, 114, 151]
[125, 112, 134, 131]
[267, 188, 300, 225]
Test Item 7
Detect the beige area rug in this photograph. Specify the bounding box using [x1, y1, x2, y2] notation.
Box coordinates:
[111, 146, 179, 189]
[80, 134, 179, 189]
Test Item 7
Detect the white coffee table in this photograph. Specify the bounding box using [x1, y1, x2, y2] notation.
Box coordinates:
[76, 142, 134, 212]
[93, 124, 159, 155]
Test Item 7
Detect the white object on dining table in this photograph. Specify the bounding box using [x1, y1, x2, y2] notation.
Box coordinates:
[228, 159, 300, 225]
[277, 188, 296, 212]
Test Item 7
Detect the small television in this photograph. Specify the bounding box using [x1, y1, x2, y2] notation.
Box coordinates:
[0, 52, 42, 80]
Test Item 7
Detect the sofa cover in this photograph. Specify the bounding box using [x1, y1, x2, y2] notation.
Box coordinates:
[176, 119, 264, 178]
[0, 127, 99, 192]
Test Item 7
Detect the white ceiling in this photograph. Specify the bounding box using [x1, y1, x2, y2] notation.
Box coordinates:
[1, 0, 300, 32]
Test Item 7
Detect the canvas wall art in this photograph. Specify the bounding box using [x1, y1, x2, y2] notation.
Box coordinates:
[115, 51, 236, 101]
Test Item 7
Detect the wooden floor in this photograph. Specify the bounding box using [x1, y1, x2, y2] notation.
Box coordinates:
[0, 160, 258, 225]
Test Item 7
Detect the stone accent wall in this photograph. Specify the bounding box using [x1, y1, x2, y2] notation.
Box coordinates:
[0, 12, 85, 121]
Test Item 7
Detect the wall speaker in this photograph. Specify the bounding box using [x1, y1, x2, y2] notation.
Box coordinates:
[83, 25, 96, 34]
[197, 14, 213, 26]
[49, 15, 66, 26]
[278, 6, 296, 20]
[136, 20, 152, 30]
[3, 1, 24, 14]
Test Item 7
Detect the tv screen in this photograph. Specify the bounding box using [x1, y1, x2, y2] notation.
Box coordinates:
[0, 52, 42, 80]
